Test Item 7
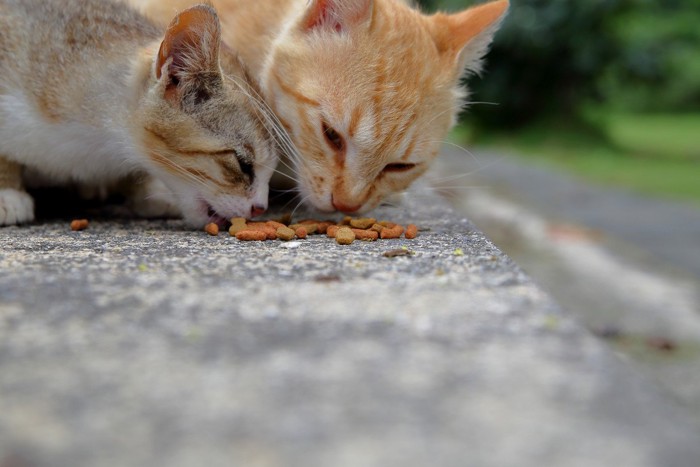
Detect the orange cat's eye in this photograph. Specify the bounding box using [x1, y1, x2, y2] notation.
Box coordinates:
[322, 121, 345, 153]
[383, 163, 416, 173]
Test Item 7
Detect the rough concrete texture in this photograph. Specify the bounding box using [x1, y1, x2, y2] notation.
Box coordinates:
[1, 187, 699, 467]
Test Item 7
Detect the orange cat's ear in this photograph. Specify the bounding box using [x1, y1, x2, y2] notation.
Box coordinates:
[430, 0, 509, 74]
[301, 0, 374, 33]
[156, 5, 221, 83]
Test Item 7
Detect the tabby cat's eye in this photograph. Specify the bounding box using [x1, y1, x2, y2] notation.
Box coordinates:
[383, 163, 416, 173]
[322, 121, 345, 152]
[238, 159, 254, 178]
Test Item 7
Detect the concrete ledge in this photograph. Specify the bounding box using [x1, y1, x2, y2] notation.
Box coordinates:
[1, 186, 699, 467]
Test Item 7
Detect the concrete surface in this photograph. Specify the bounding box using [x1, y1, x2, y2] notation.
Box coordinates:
[432, 147, 700, 423]
[1, 186, 699, 467]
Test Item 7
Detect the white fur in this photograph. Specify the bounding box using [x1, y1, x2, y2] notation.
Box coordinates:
[0, 189, 34, 225]
[0, 93, 141, 185]
[128, 177, 182, 218]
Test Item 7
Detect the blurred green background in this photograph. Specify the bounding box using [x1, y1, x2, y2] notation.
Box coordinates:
[418, 0, 700, 204]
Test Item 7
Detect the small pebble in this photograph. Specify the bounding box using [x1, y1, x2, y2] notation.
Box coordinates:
[383, 249, 414, 258]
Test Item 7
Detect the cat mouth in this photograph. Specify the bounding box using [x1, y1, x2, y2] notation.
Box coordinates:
[205, 203, 228, 227]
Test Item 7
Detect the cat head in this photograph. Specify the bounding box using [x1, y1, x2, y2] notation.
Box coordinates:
[136, 5, 276, 226]
[263, 0, 508, 213]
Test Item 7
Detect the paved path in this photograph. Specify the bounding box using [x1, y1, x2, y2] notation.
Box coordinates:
[1, 187, 699, 467]
[433, 146, 700, 422]
[445, 147, 700, 280]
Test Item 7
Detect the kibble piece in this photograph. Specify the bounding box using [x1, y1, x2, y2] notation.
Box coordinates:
[229, 224, 246, 236]
[378, 221, 396, 228]
[276, 226, 296, 241]
[70, 219, 89, 231]
[295, 227, 308, 239]
[380, 224, 405, 239]
[370, 223, 385, 233]
[266, 220, 286, 230]
[316, 221, 333, 235]
[340, 216, 352, 226]
[351, 228, 378, 241]
[326, 225, 339, 238]
[350, 218, 376, 229]
[290, 223, 317, 235]
[205, 223, 219, 236]
[336, 227, 355, 245]
[235, 230, 267, 241]
[275, 213, 293, 226]
[229, 217, 248, 235]
[405, 224, 418, 239]
[244, 222, 277, 240]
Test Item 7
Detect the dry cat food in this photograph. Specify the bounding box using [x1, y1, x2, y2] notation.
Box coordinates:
[70, 219, 89, 231]
[204, 223, 219, 236]
[335, 227, 356, 245]
[207, 216, 419, 245]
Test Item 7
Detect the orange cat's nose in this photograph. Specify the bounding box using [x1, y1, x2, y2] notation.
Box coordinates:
[332, 196, 361, 213]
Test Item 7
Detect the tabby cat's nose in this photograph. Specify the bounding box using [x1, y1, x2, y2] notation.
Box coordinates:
[250, 205, 266, 218]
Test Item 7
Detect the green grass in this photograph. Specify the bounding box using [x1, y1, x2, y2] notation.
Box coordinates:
[453, 113, 700, 206]
[603, 113, 700, 162]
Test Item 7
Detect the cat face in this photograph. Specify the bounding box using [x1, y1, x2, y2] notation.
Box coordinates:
[137, 5, 276, 226]
[263, 0, 508, 213]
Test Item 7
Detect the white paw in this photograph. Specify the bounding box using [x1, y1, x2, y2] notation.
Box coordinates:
[129, 178, 181, 219]
[0, 188, 35, 226]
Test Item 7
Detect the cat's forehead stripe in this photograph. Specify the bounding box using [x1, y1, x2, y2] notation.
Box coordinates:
[273, 72, 320, 108]
[348, 106, 363, 138]
[145, 127, 232, 157]
[400, 134, 418, 162]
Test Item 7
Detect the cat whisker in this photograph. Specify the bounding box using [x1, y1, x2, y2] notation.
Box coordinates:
[462, 101, 500, 107]
[270, 158, 301, 183]
[150, 148, 212, 192]
[421, 106, 459, 130]
[429, 141, 508, 180]
[429, 140, 483, 167]
[257, 160, 300, 184]
[223, 74, 304, 167]
[289, 193, 313, 219]
[425, 169, 483, 184]
[414, 184, 489, 193]
[280, 191, 305, 213]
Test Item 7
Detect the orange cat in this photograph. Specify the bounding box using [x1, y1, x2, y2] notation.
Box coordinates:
[127, 0, 508, 213]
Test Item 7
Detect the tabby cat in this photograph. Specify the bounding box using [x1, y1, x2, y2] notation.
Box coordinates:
[0, 0, 276, 226]
[127, 0, 508, 214]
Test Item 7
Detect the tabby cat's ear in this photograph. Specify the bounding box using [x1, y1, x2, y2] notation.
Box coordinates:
[430, 0, 509, 75]
[156, 5, 221, 85]
[301, 0, 374, 33]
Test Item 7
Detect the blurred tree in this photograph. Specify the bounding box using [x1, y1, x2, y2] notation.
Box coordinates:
[417, 0, 700, 129]
[601, 0, 700, 112]
[418, 0, 628, 128]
